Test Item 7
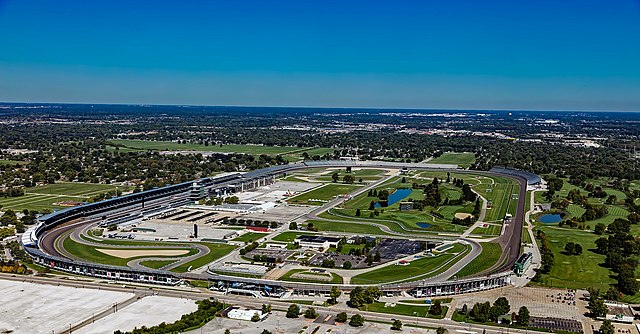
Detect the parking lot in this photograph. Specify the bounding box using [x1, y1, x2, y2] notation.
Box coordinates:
[187, 310, 437, 334]
[453, 286, 583, 320]
[372, 239, 423, 261]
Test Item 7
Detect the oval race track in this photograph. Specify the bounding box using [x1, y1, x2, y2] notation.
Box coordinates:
[21, 160, 534, 295]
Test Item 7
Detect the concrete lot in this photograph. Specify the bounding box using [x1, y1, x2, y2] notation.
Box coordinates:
[453, 286, 582, 320]
[187, 310, 437, 334]
[75, 295, 198, 334]
[237, 181, 320, 203]
[130, 220, 239, 241]
[0, 279, 133, 334]
[241, 204, 315, 223]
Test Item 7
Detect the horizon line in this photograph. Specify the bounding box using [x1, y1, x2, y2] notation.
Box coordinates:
[1, 100, 639, 113]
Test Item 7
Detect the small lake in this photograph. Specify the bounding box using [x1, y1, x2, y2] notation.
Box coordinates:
[375, 188, 413, 208]
[538, 213, 562, 224]
[416, 222, 432, 229]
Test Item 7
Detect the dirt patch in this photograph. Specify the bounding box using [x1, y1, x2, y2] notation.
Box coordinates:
[96, 249, 190, 259]
[454, 212, 473, 219]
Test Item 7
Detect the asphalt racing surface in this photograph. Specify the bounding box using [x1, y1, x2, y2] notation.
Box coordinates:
[32, 161, 530, 288]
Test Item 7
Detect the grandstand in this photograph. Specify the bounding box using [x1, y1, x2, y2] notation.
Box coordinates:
[489, 166, 542, 185]
[21, 160, 525, 294]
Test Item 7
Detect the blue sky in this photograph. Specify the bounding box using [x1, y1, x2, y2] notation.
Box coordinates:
[1, 0, 639, 110]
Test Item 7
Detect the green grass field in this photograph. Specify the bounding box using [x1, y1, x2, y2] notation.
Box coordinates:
[351, 244, 468, 284]
[455, 242, 502, 278]
[351, 254, 456, 284]
[271, 231, 317, 242]
[474, 176, 519, 223]
[279, 269, 344, 284]
[307, 219, 391, 235]
[0, 194, 85, 211]
[531, 226, 614, 291]
[170, 243, 236, 273]
[0, 182, 132, 211]
[110, 139, 303, 155]
[323, 208, 467, 234]
[314, 169, 385, 182]
[63, 236, 197, 267]
[566, 204, 586, 218]
[232, 232, 270, 243]
[287, 183, 362, 206]
[64, 234, 234, 272]
[429, 152, 476, 168]
[470, 224, 501, 236]
[140, 260, 176, 269]
[522, 228, 532, 244]
[361, 302, 447, 319]
[27, 182, 126, 196]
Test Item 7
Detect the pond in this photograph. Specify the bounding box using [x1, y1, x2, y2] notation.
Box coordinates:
[538, 213, 562, 224]
[416, 222, 432, 229]
[375, 188, 412, 208]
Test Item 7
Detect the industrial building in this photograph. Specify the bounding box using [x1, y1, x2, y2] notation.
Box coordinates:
[294, 235, 341, 251]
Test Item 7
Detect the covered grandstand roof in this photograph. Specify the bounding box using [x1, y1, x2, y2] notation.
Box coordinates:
[490, 166, 542, 185]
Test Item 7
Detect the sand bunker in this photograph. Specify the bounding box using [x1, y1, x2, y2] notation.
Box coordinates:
[454, 212, 473, 219]
[96, 249, 190, 259]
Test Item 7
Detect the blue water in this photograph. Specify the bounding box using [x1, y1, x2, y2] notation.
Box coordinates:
[539, 214, 562, 224]
[416, 222, 432, 229]
[375, 188, 412, 208]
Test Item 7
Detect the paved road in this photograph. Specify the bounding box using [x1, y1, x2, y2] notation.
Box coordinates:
[33, 163, 528, 288]
[485, 175, 527, 274]
[39, 215, 211, 271]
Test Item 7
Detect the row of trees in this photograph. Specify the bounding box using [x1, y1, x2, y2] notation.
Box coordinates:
[532, 230, 554, 281]
[459, 298, 530, 327]
[593, 218, 640, 295]
[115, 299, 225, 334]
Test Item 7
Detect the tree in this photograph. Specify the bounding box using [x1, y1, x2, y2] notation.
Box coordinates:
[574, 243, 583, 255]
[391, 319, 403, 331]
[429, 300, 443, 315]
[349, 286, 365, 307]
[564, 242, 575, 255]
[286, 304, 300, 318]
[329, 286, 342, 305]
[261, 330, 273, 334]
[368, 201, 376, 210]
[251, 313, 261, 322]
[600, 319, 615, 334]
[472, 198, 481, 216]
[343, 174, 355, 184]
[289, 221, 298, 230]
[471, 301, 491, 323]
[594, 223, 606, 235]
[436, 327, 447, 334]
[349, 314, 365, 327]
[262, 304, 272, 314]
[336, 312, 348, 323]
[493, 297, 510, 315]
[225, 330, 231, 334]
[618, 269, 639, 295]
[342, 261, 352, 269]
[516, 306, 530, 326]
[355, 209, 361, 217]
[589, 297, 608, 318]
[304, 307, 318, 319]
[332, 172, 340, 183]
